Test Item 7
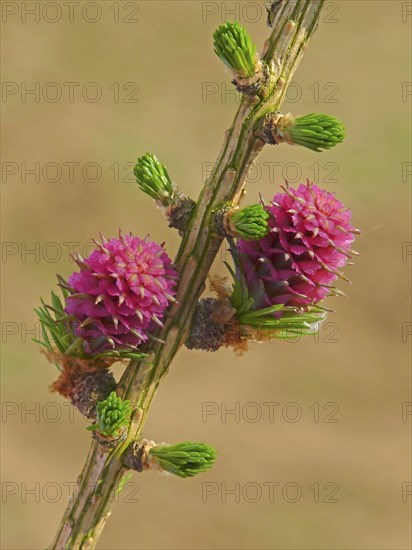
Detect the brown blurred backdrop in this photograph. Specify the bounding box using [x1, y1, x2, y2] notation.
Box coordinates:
[1, 1, 411, 548]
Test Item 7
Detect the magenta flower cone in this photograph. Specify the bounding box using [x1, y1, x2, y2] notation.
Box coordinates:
[236, 182, 357, 310]
[65, 233, 177, 353]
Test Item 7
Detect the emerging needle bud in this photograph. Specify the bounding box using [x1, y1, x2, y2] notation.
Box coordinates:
[148, 441, 217, 478]
[88, 391, 132, 439]
[260, 112, 345, 152]
[134, 153, 195, 231]
[213, 21, 258, 78]
[134, 153, 176, 207]
[213, 21, 267, 94]
[224, 204, 270, 240]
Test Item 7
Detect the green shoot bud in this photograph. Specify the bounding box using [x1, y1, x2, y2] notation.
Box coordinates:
[88, 391, 132, 438]
[134, 153, 176, 207]
[213, 21, 258, 78]
[148, 441, 217, 478]
[263, 112, 345, 152]
[227, 204, 269, 240]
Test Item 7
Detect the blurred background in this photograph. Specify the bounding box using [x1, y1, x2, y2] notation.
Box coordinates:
[1, 1, 411, 548]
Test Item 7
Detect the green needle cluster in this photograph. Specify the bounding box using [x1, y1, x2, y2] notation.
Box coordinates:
[227, 259, 326, 340]
[213, 21, 257, 78]
[237, 303, 327, 339]
[134, 153, 176, 206]
[149, 442, 217, 478]
[88, 391, 132, 438]
[34, 287, 74, 360]
[285, 113, 345, 152]
[229, 204, 269, 240]
[34, 286, 146, 363]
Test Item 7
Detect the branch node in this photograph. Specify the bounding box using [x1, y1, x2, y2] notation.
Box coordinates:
[123, 439, 156, 472]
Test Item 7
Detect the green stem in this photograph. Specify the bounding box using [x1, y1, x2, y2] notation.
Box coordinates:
[49, 2, 324, 548]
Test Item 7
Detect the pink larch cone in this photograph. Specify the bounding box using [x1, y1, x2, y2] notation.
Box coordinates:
[65, 232, 177, 354]
[236, 182, 357, 310]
